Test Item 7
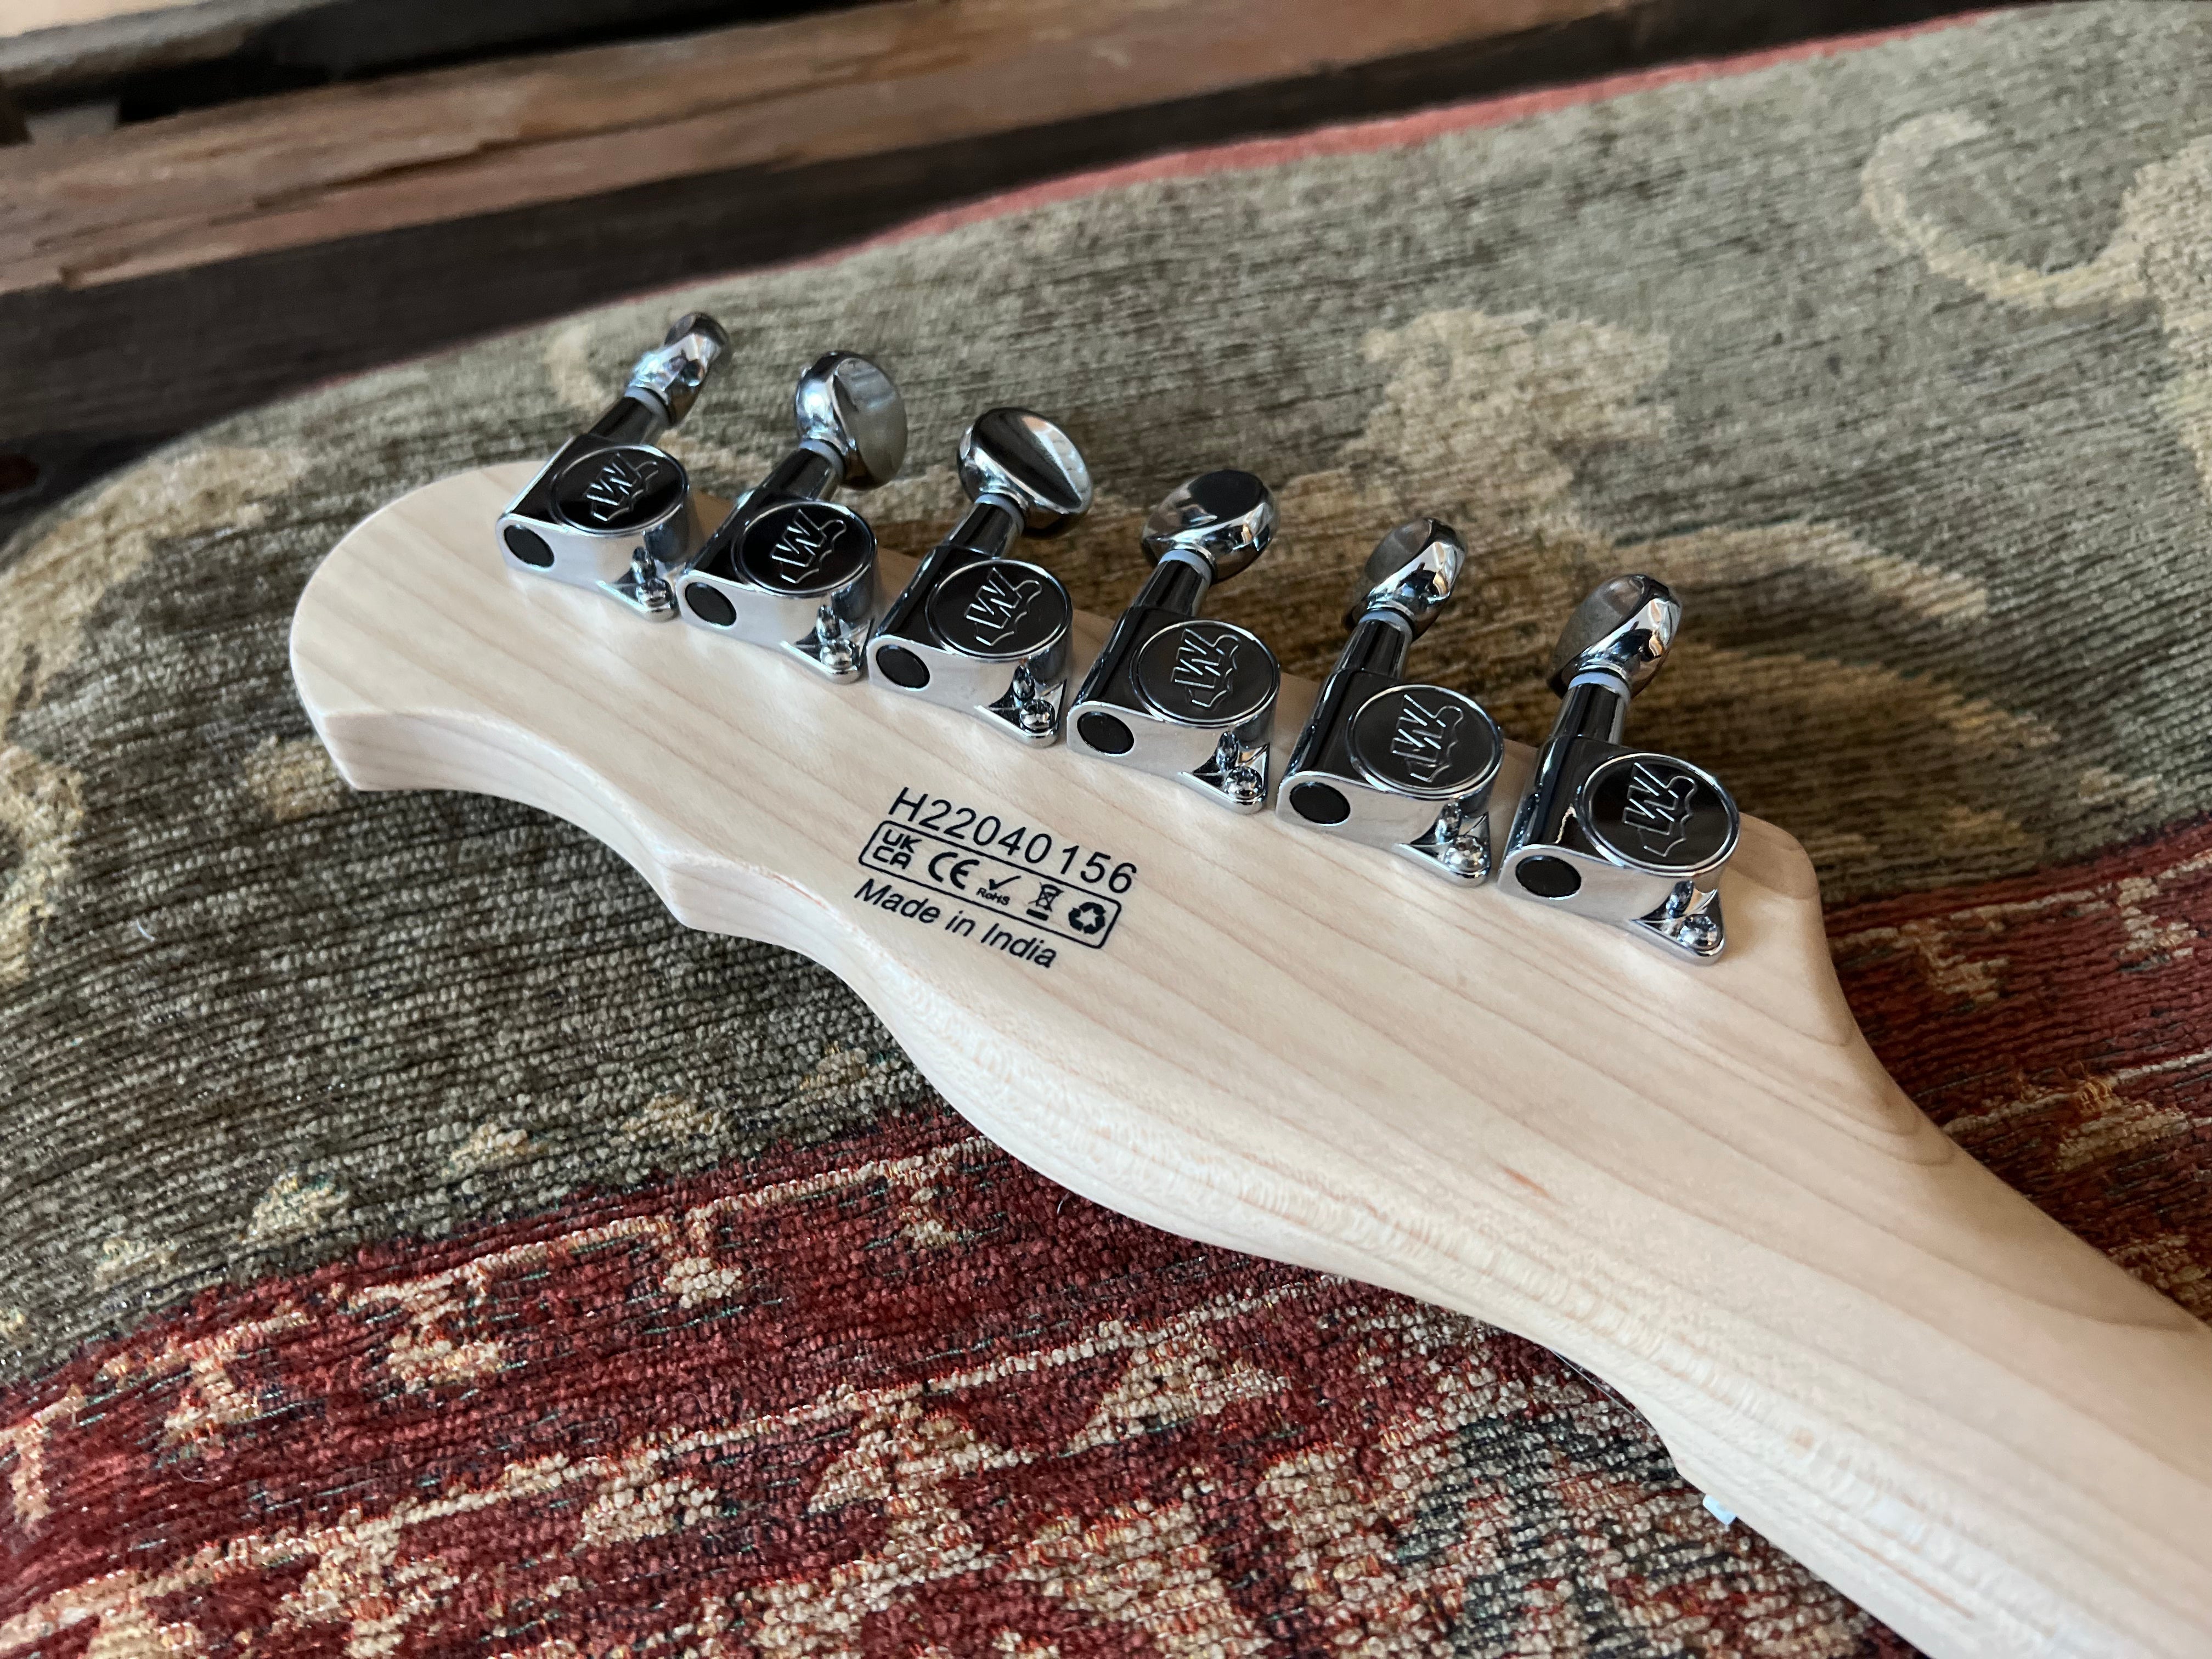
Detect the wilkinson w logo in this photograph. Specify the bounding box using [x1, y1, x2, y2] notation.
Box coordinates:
[575, 453, 663, 525]
[1619, 760, 1700, 857]
[766, 507, 844, 582]
[1388, 695, 1465, 785]
[1169, 628, 1239, 711]
[963, 567, 1045, 647]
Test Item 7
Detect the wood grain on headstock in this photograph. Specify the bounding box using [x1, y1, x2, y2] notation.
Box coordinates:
[292, 465, 2212, 1658]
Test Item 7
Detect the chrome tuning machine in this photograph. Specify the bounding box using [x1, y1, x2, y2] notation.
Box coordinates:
[1500, 575, 1740, 960]
[866, 408, 1091, 742]
[1277, 520, 1502, 881]
[671, 352, 906, 680]
[1066, 471, 1280, 811]
[497, 313, 730, 618]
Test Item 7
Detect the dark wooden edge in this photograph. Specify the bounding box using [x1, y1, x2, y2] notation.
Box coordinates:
[0, 0, 844, 112]
[0, 0, 1985, 548]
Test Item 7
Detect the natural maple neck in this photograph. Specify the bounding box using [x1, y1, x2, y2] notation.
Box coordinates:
[291, 464, 2212, 1658]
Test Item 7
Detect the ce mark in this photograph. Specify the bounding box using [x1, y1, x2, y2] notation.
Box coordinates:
[927, 849, 981, 890]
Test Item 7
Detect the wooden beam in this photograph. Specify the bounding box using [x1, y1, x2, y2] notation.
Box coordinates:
[5, 0, 218, 32]
[0, 0, 318, 105]
[0, 0, 1974, 540]
[0, 0, 1635, 295]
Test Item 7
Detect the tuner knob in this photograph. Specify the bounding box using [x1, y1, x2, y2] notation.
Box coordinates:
[796, 352, 909, 489]
[1276, 519, 1502, 881]
[1545, 572, 1678, 696]
[1346, 516, 1464, 636]
[866, 408, 1092, 744]
[1142, 468, 1277, 582]
[1066, 470, 1282, 812]
[1500, 574, 1739, 961]
[670, 352, 907, 681]
[495, 312, 731, 619]
[959, 408, 1093, 534]
[627, 312, 732, 428]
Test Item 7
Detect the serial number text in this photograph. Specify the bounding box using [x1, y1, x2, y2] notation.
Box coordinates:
[883, 787, 1136, 895]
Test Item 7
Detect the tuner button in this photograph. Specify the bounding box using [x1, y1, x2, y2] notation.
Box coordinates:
[926, 557, 1073, 663]
[1141, 470, 1277, 580]
[624, 312, 734, 429]
[1547, 574, 1679, 696]
[957, 409, 1094, 534]
[1132, 619, 1278, 727]
[794, 352, 908, 488]
[1574, 752, 1740, 878]
[664, 311, 730, 355]
[1348, 518, 1465, 636]
[734, 499, 877, 597]
[627, 312, 730, 427]
[1347, 685, 1501, 802]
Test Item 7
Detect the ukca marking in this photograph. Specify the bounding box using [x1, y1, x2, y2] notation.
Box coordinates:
[858, 821, 1122, 951]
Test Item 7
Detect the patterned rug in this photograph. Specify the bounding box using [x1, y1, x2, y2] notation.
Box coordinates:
[5, 4, 2211, 1652]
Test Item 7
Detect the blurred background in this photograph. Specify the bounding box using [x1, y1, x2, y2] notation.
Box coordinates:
[3, 0, 1990, 545]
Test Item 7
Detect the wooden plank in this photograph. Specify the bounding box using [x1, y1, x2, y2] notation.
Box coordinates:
[0, 0, 318, 102]
[0, 0, 1632, 295]
[0, 0, 1978, 544]
[0, 0, 875, 115]
[5, 0, 211, 31]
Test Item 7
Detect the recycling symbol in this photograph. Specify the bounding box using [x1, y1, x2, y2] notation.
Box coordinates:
[1066, 900, 1110, 936]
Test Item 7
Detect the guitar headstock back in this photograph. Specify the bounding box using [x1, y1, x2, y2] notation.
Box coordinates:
[295, 455, 1909, 1313]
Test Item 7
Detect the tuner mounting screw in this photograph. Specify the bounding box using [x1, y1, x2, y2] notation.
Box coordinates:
[1221, 764, 1267, 810]
[630, 548, 676, 618]
[1426, 798, 1491, 881]
[1009, 665, 1060, 737]
[813, 604, 862, 678]
[1677, 912, 1724, 955]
